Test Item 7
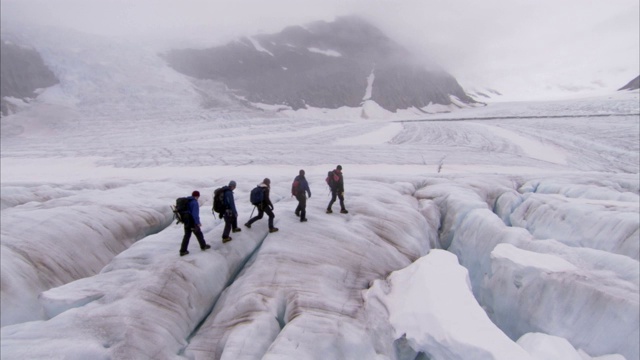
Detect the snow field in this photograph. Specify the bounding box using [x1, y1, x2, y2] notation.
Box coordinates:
[1, 172, 636, 359]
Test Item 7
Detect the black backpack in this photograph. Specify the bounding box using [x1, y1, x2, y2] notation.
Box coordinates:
[172, 197, 192, 224]
[250, 186, 264, 205]
[212, 187, 227, 217]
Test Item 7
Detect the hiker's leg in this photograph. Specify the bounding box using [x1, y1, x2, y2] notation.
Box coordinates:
[231, 214, 238, 229]
[247, 208, 264, 225]
[300, 196, 307, 219]
[327, 191, 337, 209]
[193, 226, 207, 248]
[180, 225, 192, 252]
[338, 193, 346, 210]
[222, 212, 232, 238]
[264, 207, 275, 228]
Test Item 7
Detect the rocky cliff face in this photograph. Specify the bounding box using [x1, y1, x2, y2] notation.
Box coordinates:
[1, 40, 59, 116]
[618, 75, 639, 91]
[163, 16, 474, 112]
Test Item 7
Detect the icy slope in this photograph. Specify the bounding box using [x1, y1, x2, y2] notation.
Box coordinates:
[1, 172, 637, 360]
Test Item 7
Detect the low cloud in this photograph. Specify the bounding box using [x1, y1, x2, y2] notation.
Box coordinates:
[2, 0, 638, 97]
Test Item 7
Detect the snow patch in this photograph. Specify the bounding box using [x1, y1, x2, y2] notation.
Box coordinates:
[365, 249, 534, 360]
[363, 69, 375, 101]
[333, 123, 403, 146]
[307, 47, 342, 57]
[492, 243, 578, 273]
[248, 36, 274, 56]
[470, 122, 569, 165]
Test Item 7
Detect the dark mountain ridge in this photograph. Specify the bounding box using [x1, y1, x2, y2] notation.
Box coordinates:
[163, 16, 475, 112]
[618, 75, 639, 91]
[1, 39, 58, 116]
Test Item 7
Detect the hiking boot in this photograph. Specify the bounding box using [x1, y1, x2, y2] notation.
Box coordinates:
[326, 209, 333, 214]
[269, 228, 279, 233]
[180, 250, 189, 256]
[201, 244, 211, 250]
[222, 237, 232, 243]
[300, 218, 308, 222]
[232, 228, 242, 233]
[244, 223, 251, 229]
[340, 209, 349, 214]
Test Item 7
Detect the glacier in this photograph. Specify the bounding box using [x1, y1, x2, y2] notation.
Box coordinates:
[1, 19, 639, 360]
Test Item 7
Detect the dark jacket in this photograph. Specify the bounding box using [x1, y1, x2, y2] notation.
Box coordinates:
[330, 170, 344, 193]
[293, 175, 311, 198]
[258, 183, 273, 209]
[222, 187, 237, 215]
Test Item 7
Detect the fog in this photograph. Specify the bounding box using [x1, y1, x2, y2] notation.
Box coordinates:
[1, 0, 639, 98]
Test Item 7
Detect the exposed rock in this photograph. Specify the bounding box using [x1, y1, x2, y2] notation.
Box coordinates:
[1, 40, 59, 116]
[618, 75, 639, 91]
[162, 16, 474, 112]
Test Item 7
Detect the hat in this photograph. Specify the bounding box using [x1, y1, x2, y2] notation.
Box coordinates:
[192, 190, 200, 197]
[299, 169, 305, 176]
[263, 178, 271, 185]
[336, 165, 342, 170]
[229, 180, 236, 188]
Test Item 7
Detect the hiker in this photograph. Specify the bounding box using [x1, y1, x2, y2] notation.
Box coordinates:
[292, 169, 311, 222]
[326, 165, 348, 214]
[180, 191, 211, 256]
[245, 178, 279, 233]
[221, 181, 241, 243]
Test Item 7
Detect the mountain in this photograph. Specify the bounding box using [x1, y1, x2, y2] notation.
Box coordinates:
[162, 16, 475, 113]
[619, 75, 640, 91]
[0, 39, 58, 116]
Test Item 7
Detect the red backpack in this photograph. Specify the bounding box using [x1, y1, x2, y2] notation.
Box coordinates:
[291, 178, 300, 196]
[325, 170, 338, 188]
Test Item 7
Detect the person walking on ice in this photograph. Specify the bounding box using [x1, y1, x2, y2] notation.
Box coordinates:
[221, 181, 241, 243]
[292, 169, 311, 222]
[179, 191, 211, 256]
[245, 178, 279, 233]
[326, 165, 348, 214]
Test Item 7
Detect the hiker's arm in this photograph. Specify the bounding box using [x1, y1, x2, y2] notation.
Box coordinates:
[267, 196, 274, 209]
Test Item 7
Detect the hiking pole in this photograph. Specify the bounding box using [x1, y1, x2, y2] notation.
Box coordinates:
[249, 205, 256, 219]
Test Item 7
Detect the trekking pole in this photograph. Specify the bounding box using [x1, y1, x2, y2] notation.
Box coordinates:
[249, 206, 256, 219]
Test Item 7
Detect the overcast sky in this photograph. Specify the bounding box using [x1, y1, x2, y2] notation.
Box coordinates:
[2, 0, 639, 97]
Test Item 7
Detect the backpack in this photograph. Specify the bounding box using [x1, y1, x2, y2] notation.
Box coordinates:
[212, 187, 227, 217]
[250, 186, 264, 205]
[172, 197, 192, 224]
[291, 179, 300, 196]
[325, 170, 336, 188]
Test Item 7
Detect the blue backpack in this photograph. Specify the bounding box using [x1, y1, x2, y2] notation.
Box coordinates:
[250, 186, 264, 205]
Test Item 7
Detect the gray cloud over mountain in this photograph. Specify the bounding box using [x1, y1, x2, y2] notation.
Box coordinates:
[2, 0, 638, 98]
